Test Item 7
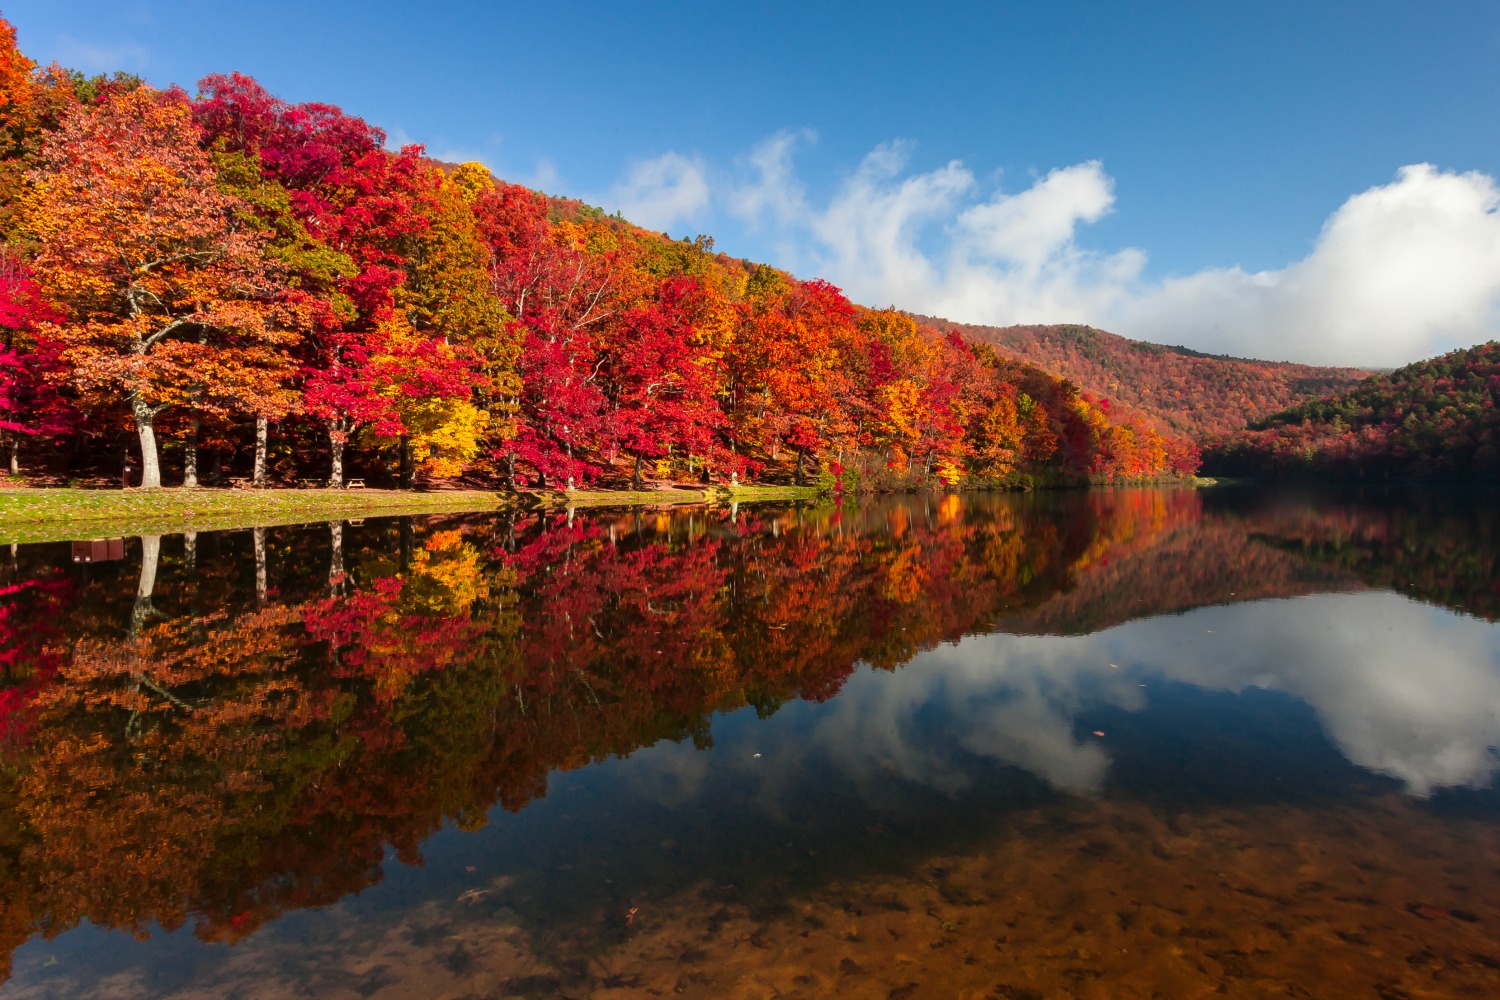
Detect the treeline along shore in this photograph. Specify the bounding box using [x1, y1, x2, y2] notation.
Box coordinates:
[0, 16, 1193, 508]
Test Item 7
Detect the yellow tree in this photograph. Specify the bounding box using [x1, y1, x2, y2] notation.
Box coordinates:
[0, 15, 39, 244]
[391, 161, 512, 482]
[24, 89, 288, 488]
[857, 309, 937, 471]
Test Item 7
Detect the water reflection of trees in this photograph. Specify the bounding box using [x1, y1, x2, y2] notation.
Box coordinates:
[0, 488, 1492, 976]
[1224, 489, 1500, 621]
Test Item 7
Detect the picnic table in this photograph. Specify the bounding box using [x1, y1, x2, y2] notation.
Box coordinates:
[344, 478, 366, 490]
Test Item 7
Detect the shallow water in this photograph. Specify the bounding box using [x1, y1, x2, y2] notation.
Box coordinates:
[0, 487, 1497, 998]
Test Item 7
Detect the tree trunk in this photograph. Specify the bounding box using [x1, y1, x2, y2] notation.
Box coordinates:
[398, 517, 413, 573]
[794, 448, 807, 484]
[132, 397, 162, 489]
[131, 535, 160, 637]
[184, 531, 197, 578]
[7, 436, 17, 477]
[254, 416, 269, 487]
[328, 520, 345, 595]
[506, 451, 517, 491]
[632, 452, 644, 490]
[254, 526, 267, 606]
[328, 425, 345, 489]
[183, 420, 199, 488]
[399, 434, 413, 489]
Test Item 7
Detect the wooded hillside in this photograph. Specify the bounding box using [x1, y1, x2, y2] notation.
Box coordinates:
[918, 318, 1372, 439]
[1202, 341, 1500, 481]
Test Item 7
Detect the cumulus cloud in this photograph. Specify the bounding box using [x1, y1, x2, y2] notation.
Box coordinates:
[1118, 165, 1500, 364]
[606, 152, 710, 234]
[956, 161, 1116, 267]
[720, 136, 1500, 367]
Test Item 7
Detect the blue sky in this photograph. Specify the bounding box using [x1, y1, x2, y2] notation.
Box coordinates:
[6, 1, 1499, 365]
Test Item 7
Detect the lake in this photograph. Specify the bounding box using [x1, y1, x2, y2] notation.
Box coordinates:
[0, 487, 1497, 999]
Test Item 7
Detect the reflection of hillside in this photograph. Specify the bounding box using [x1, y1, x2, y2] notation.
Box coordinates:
[1228, 491, 1500, 622]
[996, 522, 1364, 635]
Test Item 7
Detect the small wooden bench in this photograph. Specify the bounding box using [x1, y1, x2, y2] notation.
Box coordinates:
[228, 477, 252, 489]
[344, 478, 367, 490]
[299, 478, 324, 489]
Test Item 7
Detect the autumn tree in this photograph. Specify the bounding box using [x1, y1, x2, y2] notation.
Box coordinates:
[0, 14, 38, 243]
[601, 276, 725, 487]
[194, 147, 347, 485]
[0, 252, 74, 474]
[23, 89, 289, 488]
[386, 162, 509, 484]
[475, 187, 624, 486]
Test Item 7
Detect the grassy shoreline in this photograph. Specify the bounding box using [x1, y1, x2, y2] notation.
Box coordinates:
[0, 487, 510, 544]
[0, 483, 828, 544]
[0, 477, 1224, 542]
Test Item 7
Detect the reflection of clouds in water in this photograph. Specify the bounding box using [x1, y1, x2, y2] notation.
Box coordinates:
[812, 647, 1133, 796]
[1124, 594, 1500, 796]
[619, 592, 1500, 804]
[939, 593, 1500, 797]
[616, 737, 713, 808]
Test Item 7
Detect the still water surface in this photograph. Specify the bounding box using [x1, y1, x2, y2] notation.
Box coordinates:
[0, 488, 1497, 998]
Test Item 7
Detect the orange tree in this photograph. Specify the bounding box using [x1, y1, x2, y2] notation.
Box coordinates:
[23, 88, 289, 488]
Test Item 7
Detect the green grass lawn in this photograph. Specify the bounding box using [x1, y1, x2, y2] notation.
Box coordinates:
[0, 482, 826, 544]
[0, 487, 509, 544]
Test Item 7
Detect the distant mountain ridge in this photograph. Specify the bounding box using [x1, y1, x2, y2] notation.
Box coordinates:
[913, 318, 1374, 439]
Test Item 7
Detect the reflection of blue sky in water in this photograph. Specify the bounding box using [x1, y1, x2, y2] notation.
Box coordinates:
[622, 592, 1500, 808]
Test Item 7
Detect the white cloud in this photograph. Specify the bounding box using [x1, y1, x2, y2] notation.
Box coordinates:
[606, 152, 710, 234]
[51, 35, 149, 74]
[521, 158, 562, 194]
[720, 137, 1500, 367]
[728, 128, 815, 229]
[807, 142, 975, 310]
[956, 161, 1115, 267]
[1119, 165, 1500, 364]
